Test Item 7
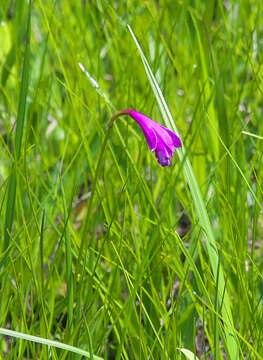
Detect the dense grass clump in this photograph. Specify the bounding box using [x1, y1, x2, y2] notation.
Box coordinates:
[0, 1, 263, 359]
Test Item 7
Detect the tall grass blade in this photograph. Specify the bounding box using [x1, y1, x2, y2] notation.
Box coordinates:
[0, 328, 103, 360]
[3, 0, 31, 254]
[127, 24, 239, 358]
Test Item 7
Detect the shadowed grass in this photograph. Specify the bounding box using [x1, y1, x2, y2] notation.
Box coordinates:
[3, 0, 31, 258]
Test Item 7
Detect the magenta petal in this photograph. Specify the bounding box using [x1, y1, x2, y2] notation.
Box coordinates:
[127, 110, 181, 167]
[154, 139, 170, 166]
[142, 127, 158, 152]
[157, 154, 170, 166]
[160, 126, 182, 148]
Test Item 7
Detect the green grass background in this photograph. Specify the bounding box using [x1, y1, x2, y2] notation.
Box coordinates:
[0, 0, 263, 359]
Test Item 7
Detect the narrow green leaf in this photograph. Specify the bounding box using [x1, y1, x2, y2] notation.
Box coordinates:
[177, 348, 200, 360]
[0, 328, 103, 360]
[3, 0, 31, 254]
[242, 131, 263, 140]
[127, 24, 239, 358]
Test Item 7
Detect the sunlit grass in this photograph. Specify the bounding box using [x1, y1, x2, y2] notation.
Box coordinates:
[0, 0, 263, 359]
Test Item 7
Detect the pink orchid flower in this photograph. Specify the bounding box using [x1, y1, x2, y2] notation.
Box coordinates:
[121, 109, 181, 166]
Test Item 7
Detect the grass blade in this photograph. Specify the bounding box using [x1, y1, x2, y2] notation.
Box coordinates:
[242, 131, 263, 140]
[0, 328, 103, 359]
[177, 348, 200, 360]
[127, 24, 239, 358]
[3, 0, 31, 254]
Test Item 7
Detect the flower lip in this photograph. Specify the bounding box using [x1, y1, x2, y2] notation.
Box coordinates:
[127, 109, 181, 167]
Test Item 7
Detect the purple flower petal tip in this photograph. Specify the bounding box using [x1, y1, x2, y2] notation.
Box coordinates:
[127, 110, 181, 167]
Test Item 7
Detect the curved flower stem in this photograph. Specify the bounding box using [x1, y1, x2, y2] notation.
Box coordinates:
[108, 109, 130, 126]
[77, 110, 130, 268]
